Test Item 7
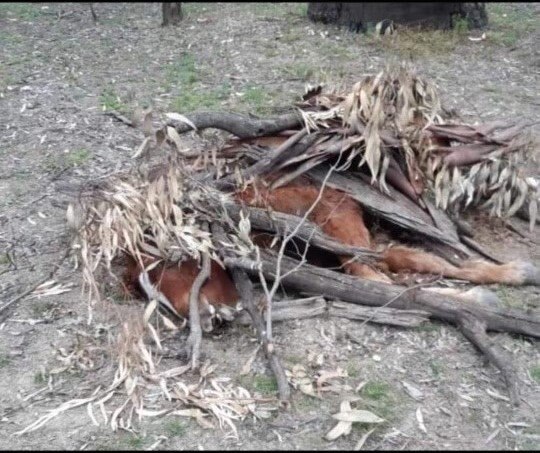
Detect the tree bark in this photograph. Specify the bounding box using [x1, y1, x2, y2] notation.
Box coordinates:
[166, 111, 302, 139]
[162, 2, 183, 26]
[225, 251, 540, 338]
[307, 3, 487, 31]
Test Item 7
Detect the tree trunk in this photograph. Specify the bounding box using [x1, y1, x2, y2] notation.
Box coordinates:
[162, 2, 183, 26]
[307, 2, 487, 31]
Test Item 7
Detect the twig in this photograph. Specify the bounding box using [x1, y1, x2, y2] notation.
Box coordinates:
[104, 110, 133, 127]
[187, 223, 211, 370]
[459, 235, 504, 264]
[225, 251, 535, 401]
[89, 3, 97, 22]
[214, 133, 319, 190]
[458, 313, 520, 406]
[0, 248, 71, 322]
[256, 159, 340, 342]
[231, 268, 291, 405]
[211, 224, 291, 404]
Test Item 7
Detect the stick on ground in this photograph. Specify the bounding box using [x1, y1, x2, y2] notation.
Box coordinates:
[188, 223, 211, 370]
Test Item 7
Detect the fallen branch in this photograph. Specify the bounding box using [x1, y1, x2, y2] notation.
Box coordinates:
[458, 313, 520, 405]
[228, 251, 540, 337]
[166, 111, 302, 139]
[231, 268, 291, 405]
[234, 297, 430, 328]
[225, 250, 539, 401]
[214, 133, 320, 190]
[212, 224, 291, 404]
[104, 110, 134, 127]
[188, 223, 211, 370]
[222, 202, 379, 264]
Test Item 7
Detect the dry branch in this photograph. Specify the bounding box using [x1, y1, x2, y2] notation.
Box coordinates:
[234, 297, 430, 328]
[211, 224, 291, 404]
[231, 268, 291, 405]
[188, 223, 211, 370]
[458, 313, 520, 405]
[226, 250, 540, 338]
[222, 202, 379, 264]
[224, 250, 539, 400]
[166, 111, 302, 139]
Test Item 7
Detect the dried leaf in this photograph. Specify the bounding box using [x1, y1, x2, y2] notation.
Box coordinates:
[332, 410, 385, 424]
[416, 407, 427, 433]
[355, 427, 376, 450]
[401, 381, 424, 400]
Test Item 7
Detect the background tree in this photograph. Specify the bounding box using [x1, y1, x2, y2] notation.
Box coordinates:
[307, 3, 488, 31]
[162, 2, 183, 26]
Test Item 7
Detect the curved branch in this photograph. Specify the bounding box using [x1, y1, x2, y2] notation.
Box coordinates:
[458, 313, 520, 406]
[166, 111, 303, 139]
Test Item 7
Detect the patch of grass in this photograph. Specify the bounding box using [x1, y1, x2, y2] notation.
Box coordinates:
[244, 2, 307, 19]
[346, 361, 359, 378]
[285, 354, 303, 365]
[293, 3, 308, 17]
[237, 374, 278, 396]
[170, 83, 230, 112]
[165, 53, 232, 112]
[0, 31, 24, 44]
[414, 322, 441, 333]
[366, 23, 469, 58]
[163, 419, 186, 438]
[263, 46, 280, 58]
[360, 380, 400, 421]
[31, 301, 55, 317]
[0, 354, 10, 368]
[362, 381, 389, 401]
[96, 434, 146, 451]
[118, 434, 145, 450]
[487, 3, 536, 47]
[238, 374, 278, 396]
[429, 360, 444, 379]
[494, 287, 522, 308]
[452, 15, 469, 35]
[34, 371, 47, 385]
[282, 62, 315, 81]
[482, 86, 499, 93]
[183, 2, 211, 17]
[280, 29, 304, 44]
[231, 85, 278, 115]
[253, 375, 278, 395]
[0, 3, 42, 20]
[66, 148, 90, 167]
[166, 53, 198, 86]
[99, 87, 128, 113]
[530, 365, 540, 384]
[295, 394, 323, 412]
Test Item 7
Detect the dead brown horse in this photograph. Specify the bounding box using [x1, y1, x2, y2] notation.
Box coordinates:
[122, 173, 539, 326]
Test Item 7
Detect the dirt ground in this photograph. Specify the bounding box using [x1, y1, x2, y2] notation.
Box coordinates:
[1, 2, 539, 450]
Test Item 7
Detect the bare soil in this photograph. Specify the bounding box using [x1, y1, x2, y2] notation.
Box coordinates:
[0, 2, 539, 450]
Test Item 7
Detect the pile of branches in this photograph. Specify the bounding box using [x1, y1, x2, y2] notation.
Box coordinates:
[67, 66, 539, 430]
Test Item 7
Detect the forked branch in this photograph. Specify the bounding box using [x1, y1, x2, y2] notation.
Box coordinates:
[188, 223, 211, 370]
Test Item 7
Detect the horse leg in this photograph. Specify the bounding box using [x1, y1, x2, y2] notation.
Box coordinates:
[381, 245, 540, 286]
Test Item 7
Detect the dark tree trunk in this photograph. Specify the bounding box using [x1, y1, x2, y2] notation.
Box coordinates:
[453, 3, 488, 29]
[307, 2, 487, 31]
[162, 2, 183, 26]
